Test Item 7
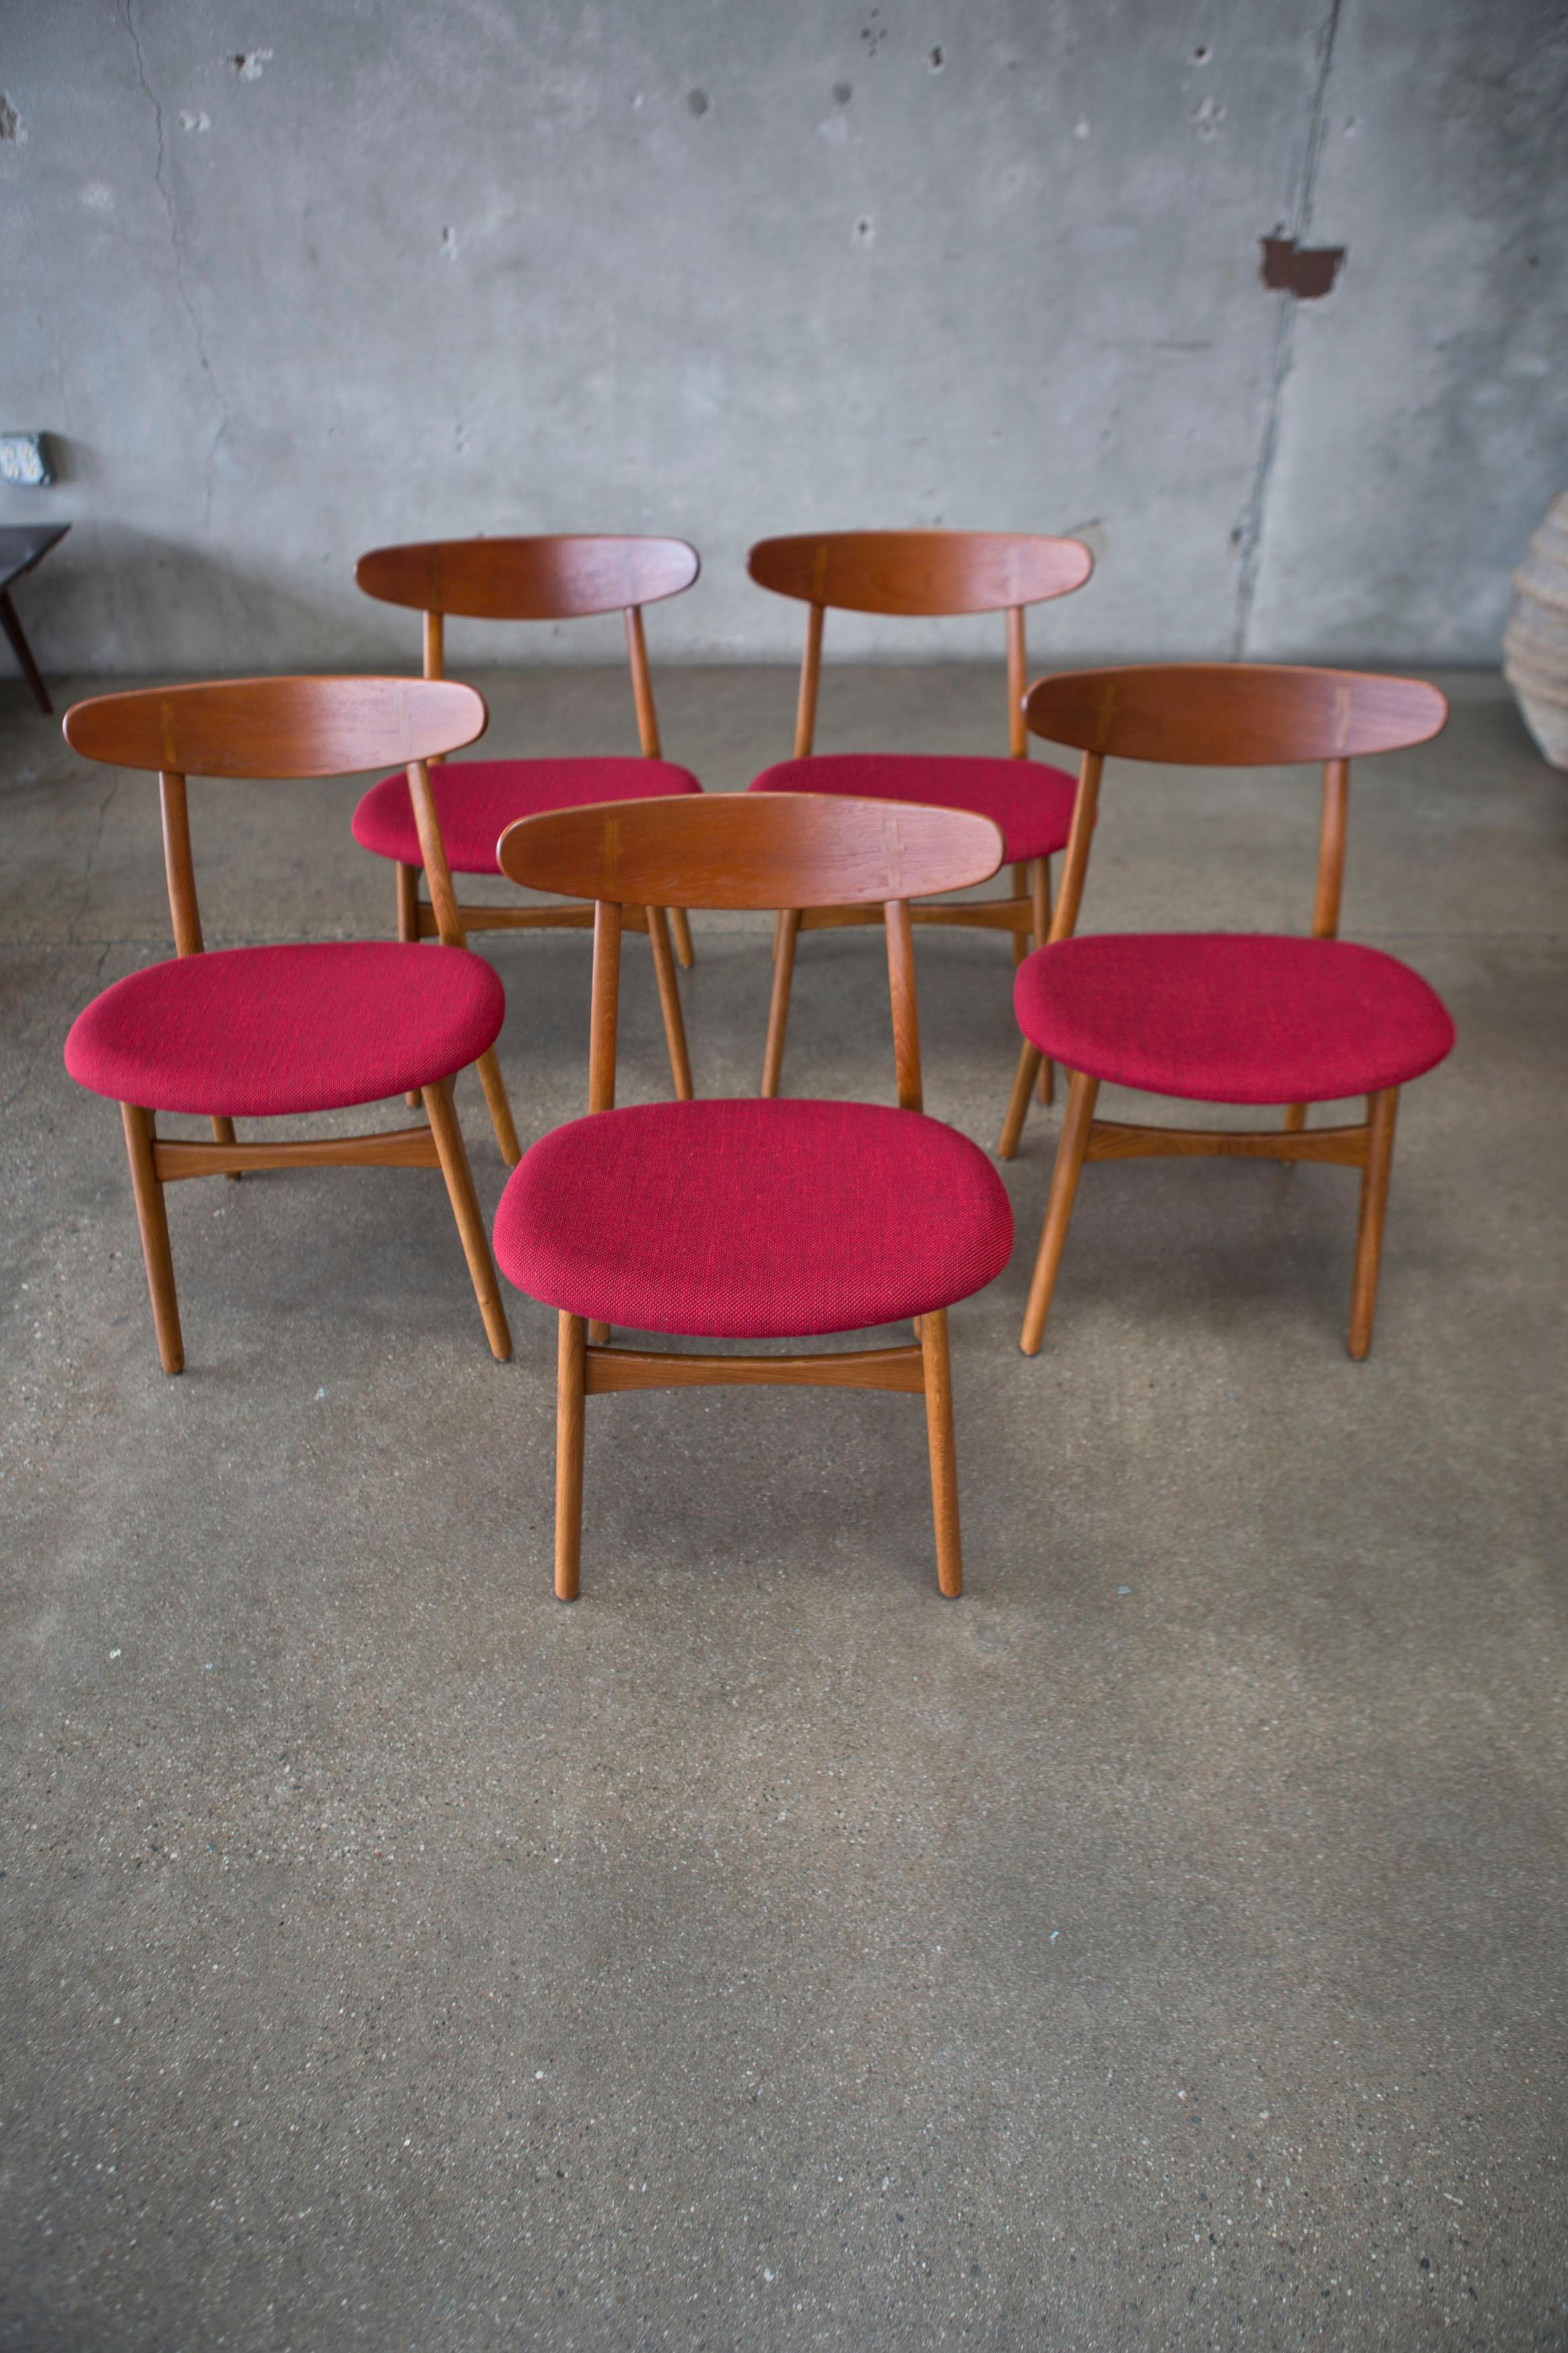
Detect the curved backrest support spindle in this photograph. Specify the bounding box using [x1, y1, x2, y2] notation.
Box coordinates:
[1024, 664, 1448, 768]
[355, 536, 700, 622]
[63, 676, 488, 779]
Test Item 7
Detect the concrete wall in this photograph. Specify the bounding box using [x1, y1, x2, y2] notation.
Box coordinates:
[1, 0, 1563, 675]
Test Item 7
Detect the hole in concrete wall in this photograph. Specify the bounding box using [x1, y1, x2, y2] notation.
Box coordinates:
[928, 46, 945, 71]
[1192, 43, 1212, 62]
[854, 215, 874, 243]
[686, 87, 710, 116]
[833, 81, 853, 104]
[0, 93, 19, 141]
[1260, 232, 1346, 298]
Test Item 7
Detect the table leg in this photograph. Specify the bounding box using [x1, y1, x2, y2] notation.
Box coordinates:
[0, 590, 52, 715]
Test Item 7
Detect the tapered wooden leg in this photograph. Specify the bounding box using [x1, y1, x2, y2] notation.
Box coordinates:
[1348, 1088, 1399, 1362]
[555, 1311, 586, 1601]
[1031, 859, 1055, 1105]
[422, 1079, 513, 1360]
[999, 1037, 1044, 1159]
[1282, 1101, 1307, 1133]
[671, 907, 695, 969]
[120, 1104, 183, 1374]
[398, 865, 423, 1107]
[919, 1307, 962, 1597]
[475, 1046, 522, 1167]
[1020, 1071, 1101, 1355]
[1011, 862, 1030, 967]
[761, 910, 801, 1097]
[647, 906, 694, 1100]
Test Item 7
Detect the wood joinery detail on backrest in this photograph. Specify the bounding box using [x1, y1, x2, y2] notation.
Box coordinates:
[63, 676, 487, 956]
[500, 793, 1003, 1115]
[1023, 662, 1448, 943]
[356, 535, 700, 760]
[747, 530, 1094, 758]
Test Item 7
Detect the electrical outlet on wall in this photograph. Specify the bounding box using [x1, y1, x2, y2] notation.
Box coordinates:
[0, 434, 55, 487]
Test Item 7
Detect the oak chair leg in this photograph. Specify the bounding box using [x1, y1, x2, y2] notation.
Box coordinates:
[1031, 859, 1055, 1105]
[555, 1312, 586, 1601]
[1011, 863, 1030, 967]
[1348, 1088, 1399, 1362]
[587, 1320, 610, 1346]
[647, 905, 694, 1100]
[999, 1038, 1044, 1160]
[422, 1078, 513, 1361]
[761, 909, 801, 1097]
[1282, 1101, 1307, 1133]
[120, 1103, 184, 1374]
[919, 1307, 963, 1597]
[1021, 1070, 1101, 1355]
[475, 1046, 522, 1167]
[398, 865, 423, 1107]
[671, 907, 695, 969]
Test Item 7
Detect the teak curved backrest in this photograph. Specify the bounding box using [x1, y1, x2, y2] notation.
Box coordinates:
[64, 676, 488, 959]
[1019, 662, 1450, 954]
[355, 536, 700, 621]
[747, 531, 1092, 615]
[747, 530, 1094, 760]
[63, 676, 487, 778]
[499, 793, 1004, 910]
[1024, 664, 1448, 766]
[502, 796, 1005, 1114]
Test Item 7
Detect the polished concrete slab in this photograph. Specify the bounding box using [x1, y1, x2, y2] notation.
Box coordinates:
[2, 666, 1565, 2350]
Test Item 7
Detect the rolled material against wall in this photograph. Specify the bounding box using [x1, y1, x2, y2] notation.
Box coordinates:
[1504, 493, 1568, 772]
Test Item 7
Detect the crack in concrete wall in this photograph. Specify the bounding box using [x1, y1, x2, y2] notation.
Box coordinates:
[1231, 0, 1346, 660]
[120, 0, 229, 520]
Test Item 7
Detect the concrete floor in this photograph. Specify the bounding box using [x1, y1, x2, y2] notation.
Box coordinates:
[1, 663, 1565, 2351]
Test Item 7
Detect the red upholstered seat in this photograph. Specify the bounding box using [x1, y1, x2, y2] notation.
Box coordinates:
[750, 754, 1077, 865]
[1014, 933, 1455, 1105]
[493, 1097, 1014, 1337]
[352, 757, 704, 874]
[65, 942, 505, 1117]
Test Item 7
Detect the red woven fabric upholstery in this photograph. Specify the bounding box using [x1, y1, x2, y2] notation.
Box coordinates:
[750, 754, 1077, 865]
[1014, 933, 1455, 1105]
[493, 1098, 1014, 1337]
[352, 757, 703, 874]
[65, 943, 505, 1117]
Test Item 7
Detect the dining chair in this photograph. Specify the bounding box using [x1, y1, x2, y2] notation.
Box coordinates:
[1002, 664, 1454, 1359]
[745, 529, 1094, 1098]
[489, 794, 1015, 1601]
[351, 535, 706, 1159]
[62, 677, 513, 1372]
